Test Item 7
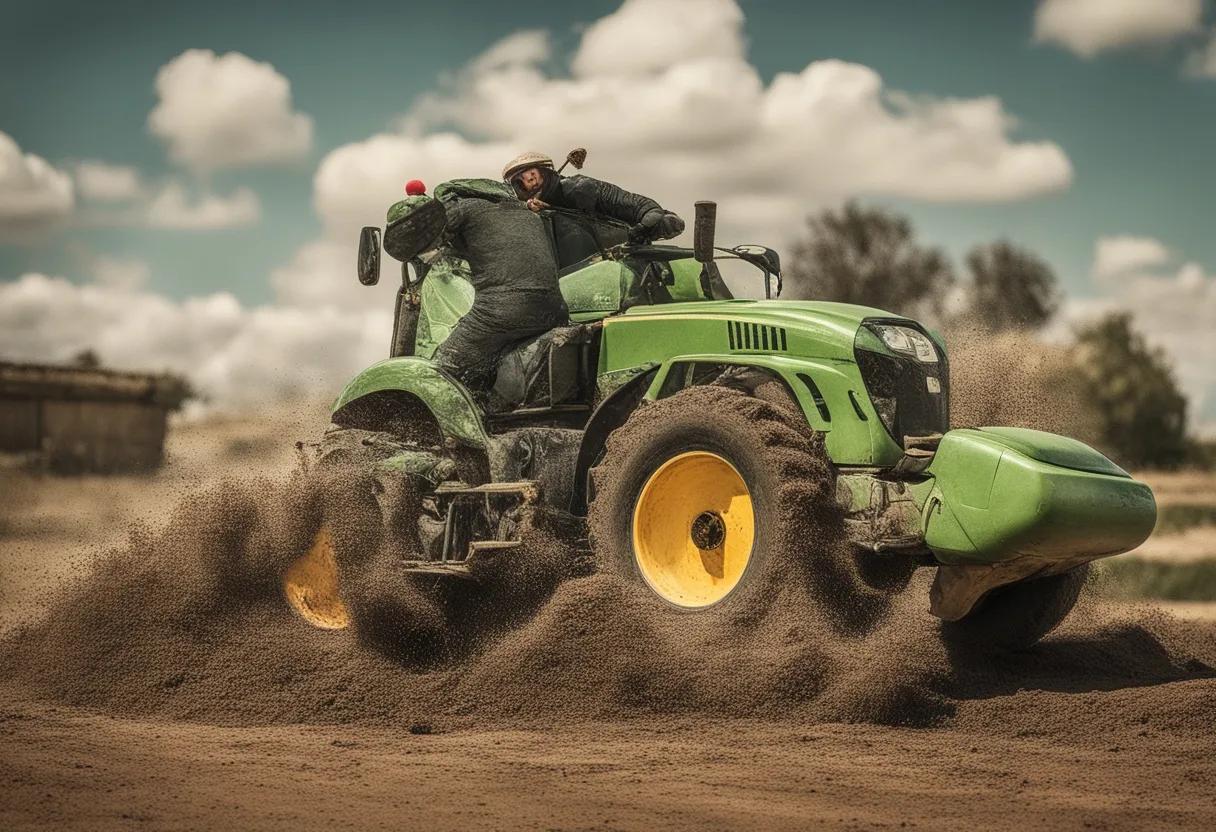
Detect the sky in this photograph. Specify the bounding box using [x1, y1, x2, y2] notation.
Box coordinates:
[1, 0, 1214, 429]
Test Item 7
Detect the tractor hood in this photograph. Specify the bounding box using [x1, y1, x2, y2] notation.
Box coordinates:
[602, 297, 949, 468]
[617, 299, 918, 362]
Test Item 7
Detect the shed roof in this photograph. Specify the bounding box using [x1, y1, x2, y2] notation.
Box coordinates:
[0, 361, 192, 409]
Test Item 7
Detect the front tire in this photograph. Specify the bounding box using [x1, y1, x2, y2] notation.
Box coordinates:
[941, 565, 1089, 650]
[588, 385, 836, 611]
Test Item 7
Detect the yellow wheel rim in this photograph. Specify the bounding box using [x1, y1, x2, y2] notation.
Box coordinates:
[283, 526, 351, 630]
[631, 451, 755, 608]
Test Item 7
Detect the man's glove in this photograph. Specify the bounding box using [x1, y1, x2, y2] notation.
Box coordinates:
[629, 209, 685, 243]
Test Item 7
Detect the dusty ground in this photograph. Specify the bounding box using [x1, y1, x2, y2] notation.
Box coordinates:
[1, 409, 1214, 831]
[4, 699, 1213, 832]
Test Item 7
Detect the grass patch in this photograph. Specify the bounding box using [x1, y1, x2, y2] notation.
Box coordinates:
[1155, 503, 1216, 534]
[1096, 557, 1216, 601]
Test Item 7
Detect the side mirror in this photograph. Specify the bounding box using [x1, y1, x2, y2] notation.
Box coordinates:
[732, 244, 781, 276]
[761, 246, 781, 276]
[693, 201, 716, 263]
[357, 226, 381, 286]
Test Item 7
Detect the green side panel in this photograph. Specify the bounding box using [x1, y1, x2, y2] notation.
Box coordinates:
[638, 352, 902, 466]
[559, 260, 630, 315]
[414, 258, 475, 359]
[332, 357, 488, 449]
[596, 363, 657, 400]
[921, 428, 1156, 565]
[611, 299, 899, 364]
[666, 259, 713, 303]
[558, 257, 713, 316]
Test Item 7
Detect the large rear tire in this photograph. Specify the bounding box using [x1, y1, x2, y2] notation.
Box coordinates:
[941, 565, 1089, 650]
[588, 385, 838, 611]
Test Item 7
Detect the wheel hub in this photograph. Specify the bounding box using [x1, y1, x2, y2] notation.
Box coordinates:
[283, 526, 351, 630]
[690, 510, 726, 550]
[630, 451, 756, 609]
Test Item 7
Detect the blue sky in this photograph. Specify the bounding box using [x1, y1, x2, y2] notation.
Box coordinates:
[3, 0, 1213, 300]
[1, 0, 1213, 424]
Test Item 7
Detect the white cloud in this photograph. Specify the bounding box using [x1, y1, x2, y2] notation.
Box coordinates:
[0, 131, 74, 229]
[1034, 0, 1202, 59]
[252, 0, 1078, 405]
[315, 132, 513, 237]
[145, 182, 261, 230]
[271, 238, 402, 311]
[572, 0, 745, 77]
[1092, 234, 1171, 280]
[91, 255, 151, 290]
[75, 161, 142, 202]
[148, 49, 313, 171]
[0, 273, 390, 407]
[470, 30, 552, 74]
[69, 172, 261, 232]
[1069, 237, 1216, 435]
[322, 0, 1071, 256]
[0, 0, 1081, 410]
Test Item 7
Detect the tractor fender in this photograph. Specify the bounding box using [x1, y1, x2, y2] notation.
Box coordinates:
[643, 353, 843, 431]
[569, 365, 658, 515]
[331, 357, 489, 449]
[643, 353, 903, 467]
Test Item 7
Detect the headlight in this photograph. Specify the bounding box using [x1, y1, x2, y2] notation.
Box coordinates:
[871, 324, 939, 364]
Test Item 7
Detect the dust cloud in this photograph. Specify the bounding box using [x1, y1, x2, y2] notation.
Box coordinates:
[1, 460, 1211, 736]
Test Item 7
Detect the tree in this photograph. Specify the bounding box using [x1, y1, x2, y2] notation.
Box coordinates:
[1072, 312, 1188, 469]
[964, 240, 1060, 331]
[784, 201, 954, 318]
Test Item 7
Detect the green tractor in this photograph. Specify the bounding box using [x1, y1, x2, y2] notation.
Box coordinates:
[283, 178, 1156, 649]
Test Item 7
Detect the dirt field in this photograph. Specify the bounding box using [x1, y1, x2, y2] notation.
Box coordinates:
[2, 410, 1214, 831]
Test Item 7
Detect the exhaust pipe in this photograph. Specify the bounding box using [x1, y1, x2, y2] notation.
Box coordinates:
[693, 201, 716, 263]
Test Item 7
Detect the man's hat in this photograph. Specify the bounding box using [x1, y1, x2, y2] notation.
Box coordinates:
[501, 151, 554, 182]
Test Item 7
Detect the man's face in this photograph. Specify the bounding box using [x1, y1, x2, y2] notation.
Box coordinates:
[517, 167, 545, 195]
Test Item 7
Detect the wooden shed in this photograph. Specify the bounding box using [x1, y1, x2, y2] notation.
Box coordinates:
[0, 362, 191, 473]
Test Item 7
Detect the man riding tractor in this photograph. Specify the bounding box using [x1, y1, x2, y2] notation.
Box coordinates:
[383, 180, 568, 396]
[502, 151, 685, 265]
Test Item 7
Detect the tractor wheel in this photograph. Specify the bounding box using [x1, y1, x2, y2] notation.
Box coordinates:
[282, 427, 449, 631]
[940, 565, 1089, 650]
[588, 384, 836, 611]
[283, 524, 352, 630]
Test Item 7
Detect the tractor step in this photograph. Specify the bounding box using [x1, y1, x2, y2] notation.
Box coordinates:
[401, 560, 475, 579]
[433, 480, 540, 502]
[469, 540, 522, 552]
[402, 539, 520, 580]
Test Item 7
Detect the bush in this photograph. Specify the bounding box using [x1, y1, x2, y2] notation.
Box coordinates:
[784, 201, 954, 320]
[1072, 312, 1188, 469]
[962, 241, 1060, 332]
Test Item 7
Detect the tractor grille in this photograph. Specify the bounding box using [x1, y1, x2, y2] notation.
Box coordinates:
[855, 338, 948, 445]
[727, 321, 787, 352]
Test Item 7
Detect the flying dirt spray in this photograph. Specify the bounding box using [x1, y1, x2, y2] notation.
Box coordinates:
[0, 452, 1210, 733]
